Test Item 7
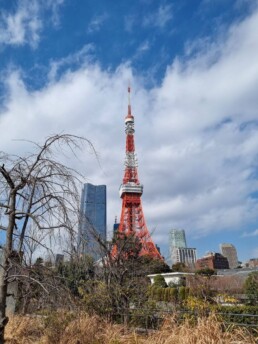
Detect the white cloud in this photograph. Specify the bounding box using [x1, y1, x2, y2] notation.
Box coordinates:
[48, 44, 95, 82]
[143, 4, 173, 28]
[87, 14, 108, 33]
[242, 229, 258, 237]
[131, 40, 151, 61]
[46, 0, 64, 27]
[1, 4, 258, 249]
[0, 0, 64, 48]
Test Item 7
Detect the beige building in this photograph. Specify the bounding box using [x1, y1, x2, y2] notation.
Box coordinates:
[247, 258, 258, 268]
[220, 243, 238, 269]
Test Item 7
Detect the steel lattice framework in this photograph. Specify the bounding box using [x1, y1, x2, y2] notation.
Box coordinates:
[115, 87, 162, 259]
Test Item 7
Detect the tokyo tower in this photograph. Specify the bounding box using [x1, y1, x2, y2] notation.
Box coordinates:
[115, 87, 162, 260]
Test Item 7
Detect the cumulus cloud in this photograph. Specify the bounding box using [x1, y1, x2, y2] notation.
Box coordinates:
[48, 44, 95, 82]
[1, 4, 258, 248]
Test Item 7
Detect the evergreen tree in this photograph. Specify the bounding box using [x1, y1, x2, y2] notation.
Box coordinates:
[244, 272, 258, 305]
[153, 274, 167, 288]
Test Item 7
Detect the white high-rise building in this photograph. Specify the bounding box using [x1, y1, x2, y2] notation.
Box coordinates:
[174, 247, 197, 267]
[169, 229, 196, 266]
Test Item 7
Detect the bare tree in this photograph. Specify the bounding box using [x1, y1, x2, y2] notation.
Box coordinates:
[0, 134, 94, 342]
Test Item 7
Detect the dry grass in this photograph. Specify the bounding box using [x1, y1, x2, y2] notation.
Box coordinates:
[5, 312, 257, 344]
[147, 314, 257, 344]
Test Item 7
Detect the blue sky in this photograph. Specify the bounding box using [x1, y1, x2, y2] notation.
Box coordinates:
[0, 0, 258, 263]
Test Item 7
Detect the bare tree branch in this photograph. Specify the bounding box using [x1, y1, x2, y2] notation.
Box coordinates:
[0, 133, 96, 341]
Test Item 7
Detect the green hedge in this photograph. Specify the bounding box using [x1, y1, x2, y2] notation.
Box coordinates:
[149, 286, 188, 302]
[215, 305, 258, 325]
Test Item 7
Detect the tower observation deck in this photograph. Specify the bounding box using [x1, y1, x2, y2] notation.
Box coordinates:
[115, 87, 162, 259]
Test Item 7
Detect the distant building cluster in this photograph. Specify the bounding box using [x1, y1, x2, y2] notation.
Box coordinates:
[168, 228, 248, 271]
[75, 184, 257, 270]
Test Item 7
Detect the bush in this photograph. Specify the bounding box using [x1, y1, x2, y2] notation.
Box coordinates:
[164, 288, 170, 302]
[215, 305, 258, 326]
[153, 275, 167, 288]
[178, 286, 186, 301]
[169, 287, 178, 302]
[244, 272, 258, 305]
[149, 286, 180, 303]
[195, 268, 216, 277]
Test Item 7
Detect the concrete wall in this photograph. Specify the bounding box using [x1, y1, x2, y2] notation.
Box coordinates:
[148, 272, 194, 286]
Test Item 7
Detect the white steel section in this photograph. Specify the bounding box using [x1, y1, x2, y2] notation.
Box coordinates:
[125, 123, 134, 134]
[124, 152, 138, 167]
[119, 183, 143, 197]
[125, 117, 134, 124]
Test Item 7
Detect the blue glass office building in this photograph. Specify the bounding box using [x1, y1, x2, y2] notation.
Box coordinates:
[78, 183, 107, 258]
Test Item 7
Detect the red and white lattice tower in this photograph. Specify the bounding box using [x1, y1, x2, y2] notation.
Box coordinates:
[115, 87, 162, 259]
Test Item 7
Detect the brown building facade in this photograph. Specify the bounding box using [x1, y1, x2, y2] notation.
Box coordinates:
[195, 252, 229, 270]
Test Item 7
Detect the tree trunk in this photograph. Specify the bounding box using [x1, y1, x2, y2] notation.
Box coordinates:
[0, 191, 16, 343]
[0, 266, 9, 344]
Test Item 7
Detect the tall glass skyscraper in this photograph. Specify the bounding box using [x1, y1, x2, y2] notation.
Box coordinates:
[78, 183, 107, 259]
[169, 229, 187, 249]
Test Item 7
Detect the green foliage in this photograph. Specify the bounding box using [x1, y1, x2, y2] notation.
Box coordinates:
[172, 262, 187, 272]
[185, 296, 211, 313]
[153, 275, 167, 288]
[244, 272, 258, 305]
[34, 257, 44, 266]
[78, 280, 113, 317]
[149, 286, 180, 303]
[141, 256, 171, 274]
[178, 286, 186, 301]
[56, 255, 94, 296]
[157, 287, 164, 301]
[215, 305, 258, 326]
[169, 287, 178, 302]
[164, 288, 170, 302]
[184, 299, 258, 326]
[195, 268, 216, 277]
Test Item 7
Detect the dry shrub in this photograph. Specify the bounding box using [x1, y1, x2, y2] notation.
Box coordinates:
[5, 315, 45, 344]
[5, 312, 257, 344]
[146, 314, 257, 344]
[59, 314, 137, 344]
[42, 310, 77, 343]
